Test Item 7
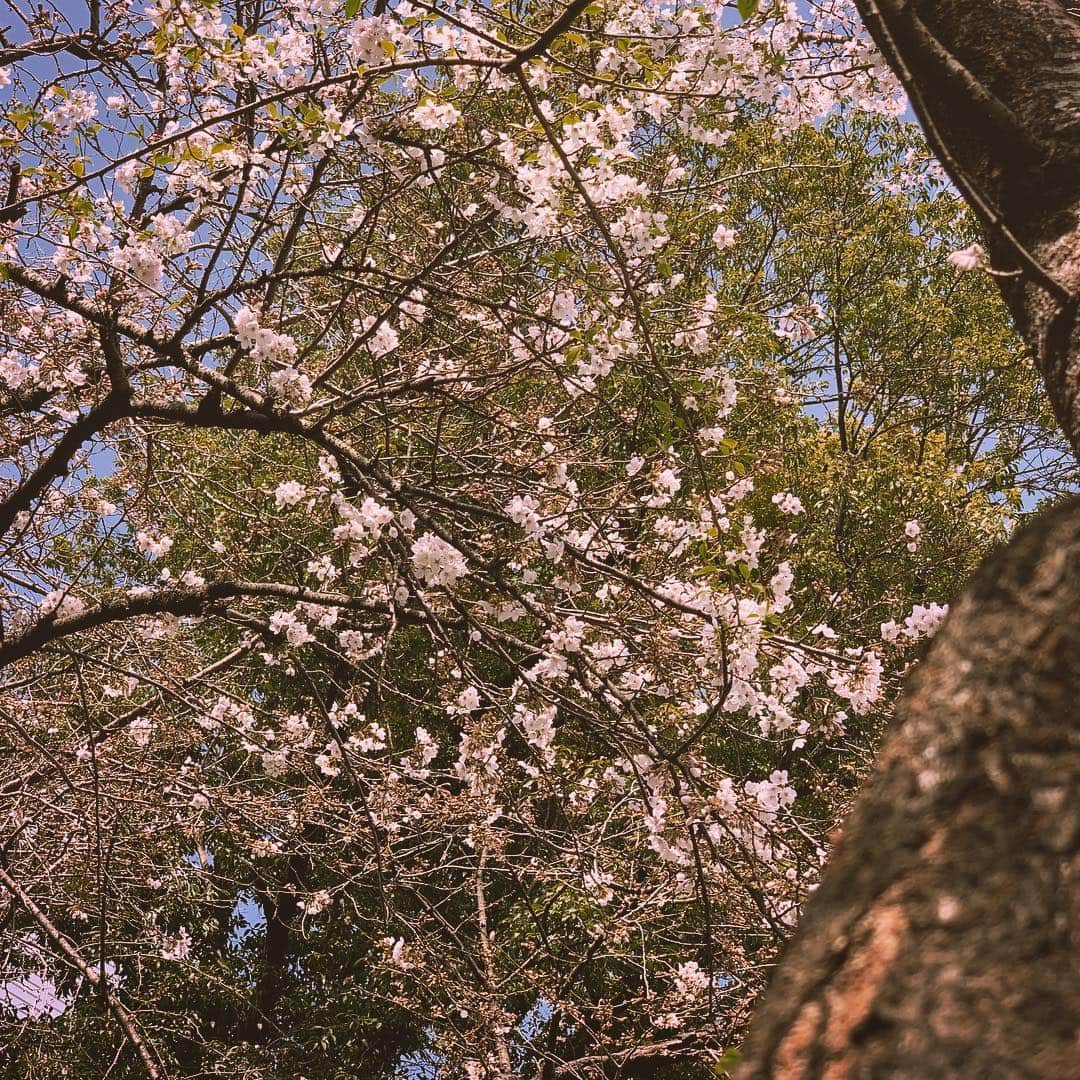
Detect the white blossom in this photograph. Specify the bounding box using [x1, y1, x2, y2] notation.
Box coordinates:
[946, 242, 985, 271]
[411, 533, 469, 588]
[275, 480, 306, 508]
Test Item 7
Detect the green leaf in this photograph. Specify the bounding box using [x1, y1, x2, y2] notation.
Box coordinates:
[9, 106, 35, 133]
[737, 0, 760, 19]
[344, 0, 361, 16]
[715, 1047, 742, 1075]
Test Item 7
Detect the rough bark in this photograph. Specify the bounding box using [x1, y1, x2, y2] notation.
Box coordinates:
[737, 500, 1080, 1077]
[854, 1, 1080, 457]
[737, 3, 1080, 1075]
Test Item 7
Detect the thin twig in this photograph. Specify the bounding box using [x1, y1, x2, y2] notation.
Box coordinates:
[0, 863, 165, 1079]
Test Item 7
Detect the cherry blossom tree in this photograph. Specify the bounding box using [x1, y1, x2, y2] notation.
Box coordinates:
[0, 1, 1068, 1076]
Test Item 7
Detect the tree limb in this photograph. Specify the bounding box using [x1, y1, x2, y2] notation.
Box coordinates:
[0, 862, 166, 1078]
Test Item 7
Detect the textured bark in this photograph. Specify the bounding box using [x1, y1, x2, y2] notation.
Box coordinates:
[854, 1, 1080, 457]
[738, 499, 1080, 1077]
[737, 3, 1080, 1075]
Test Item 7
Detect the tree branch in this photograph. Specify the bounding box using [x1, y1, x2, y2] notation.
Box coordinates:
[0, 580, 393, 671]
[501, 0, 593, 73]
[0, 862, 165, 1078]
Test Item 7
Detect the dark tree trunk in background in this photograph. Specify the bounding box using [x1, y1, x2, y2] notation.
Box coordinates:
[737, 3, 1080, 1075]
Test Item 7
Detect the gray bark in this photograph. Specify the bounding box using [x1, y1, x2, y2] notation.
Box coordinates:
[737, 3, 1080, 1075]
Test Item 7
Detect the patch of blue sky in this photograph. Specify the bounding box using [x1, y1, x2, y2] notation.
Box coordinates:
[395, 1029, 441, 1080]
[0, 969, 71, 1020]
[230, 890, 267, 943]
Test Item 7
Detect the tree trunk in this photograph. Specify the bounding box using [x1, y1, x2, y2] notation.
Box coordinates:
[853, 1, 1080, 458]
[737, 3, 1080, 1075]
[737, 499, 1080, 1076]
